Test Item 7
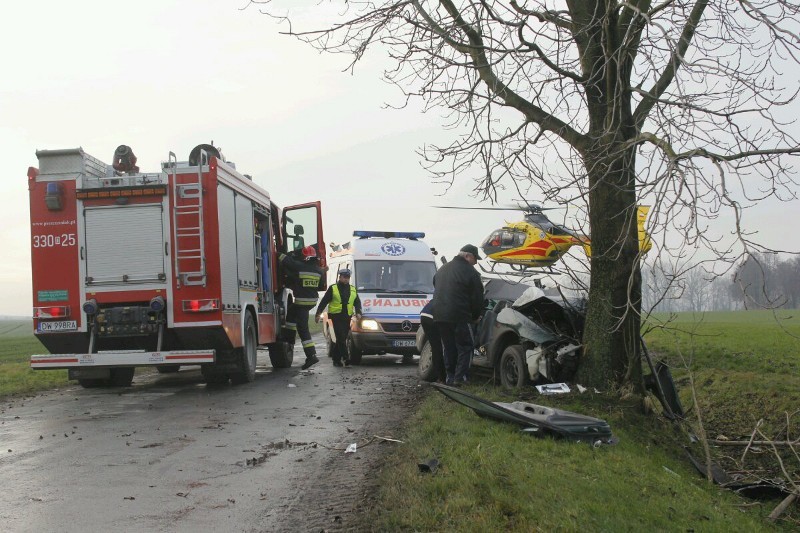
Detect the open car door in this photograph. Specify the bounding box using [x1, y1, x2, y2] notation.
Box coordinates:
[281, 201, 326, 287]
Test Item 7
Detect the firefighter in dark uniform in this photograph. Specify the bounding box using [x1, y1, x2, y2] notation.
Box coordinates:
[315, 268, 362, 367]
[279, 245, 324, 370]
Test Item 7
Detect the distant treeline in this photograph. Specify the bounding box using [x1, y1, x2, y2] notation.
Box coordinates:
[644, 253, 800, 312]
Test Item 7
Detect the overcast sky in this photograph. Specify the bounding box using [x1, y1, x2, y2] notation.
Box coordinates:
[0, 0, 513, 316]
[2, 1, 798, 316]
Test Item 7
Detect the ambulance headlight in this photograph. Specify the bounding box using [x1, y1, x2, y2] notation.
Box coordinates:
[360, 318, 379, 331]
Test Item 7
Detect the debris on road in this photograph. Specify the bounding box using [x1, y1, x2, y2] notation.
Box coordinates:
[433, 383, 616, 445]
[536, 383, 570, 395]
[417, 458, 440, 473]
[345, 443, 357, 454]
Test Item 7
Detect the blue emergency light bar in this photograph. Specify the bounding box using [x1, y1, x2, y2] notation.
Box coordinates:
[353, 230, 425, 240]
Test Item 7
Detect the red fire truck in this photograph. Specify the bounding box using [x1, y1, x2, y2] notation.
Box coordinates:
[28, 144, 325, 387]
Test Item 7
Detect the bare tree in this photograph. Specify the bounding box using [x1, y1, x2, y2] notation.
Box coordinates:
[252, 1, 800, 390]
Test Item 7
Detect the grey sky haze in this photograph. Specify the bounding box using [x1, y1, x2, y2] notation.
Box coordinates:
[2, 1, 798, 316]
[0, 0, 516, 316]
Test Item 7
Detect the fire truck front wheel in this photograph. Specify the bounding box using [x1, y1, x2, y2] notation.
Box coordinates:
[267, 342, 294, 368]
[231, 313, 258, 384]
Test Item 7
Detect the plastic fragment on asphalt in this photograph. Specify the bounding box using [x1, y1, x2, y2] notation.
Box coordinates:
[287, 384, 297, 388]
[345, 443, 357, 453]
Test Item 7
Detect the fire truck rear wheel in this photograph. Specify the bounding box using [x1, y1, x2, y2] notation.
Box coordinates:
[109, 367, 135, 387]
[201, 366, 229, 384]
[231, 313, 258, 384]
[78, 379, 107, 389]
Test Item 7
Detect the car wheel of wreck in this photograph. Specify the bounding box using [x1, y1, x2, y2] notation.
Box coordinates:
[499, 344, 528, 389]
[417, 340, 437, 382]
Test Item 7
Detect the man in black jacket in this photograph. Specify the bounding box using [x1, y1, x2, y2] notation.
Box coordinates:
[315, 268, 362, 367]
[432, 244, 484, 385]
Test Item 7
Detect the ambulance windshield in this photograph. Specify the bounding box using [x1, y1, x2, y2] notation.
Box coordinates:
[354, 260, 435, 294]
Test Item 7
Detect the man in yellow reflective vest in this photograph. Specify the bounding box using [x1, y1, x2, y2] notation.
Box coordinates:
[315, 268, 362, 367]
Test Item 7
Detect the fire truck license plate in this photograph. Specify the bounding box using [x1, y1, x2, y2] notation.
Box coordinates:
[391, 339, 416, 348]
[37, 321, 77, 333]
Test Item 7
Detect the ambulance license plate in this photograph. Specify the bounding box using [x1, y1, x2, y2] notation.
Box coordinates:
[37, 321, 77, 333]
[391, 339, 416, 348]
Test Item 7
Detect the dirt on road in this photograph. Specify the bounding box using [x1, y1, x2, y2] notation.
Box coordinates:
[0, 336, 427, 532]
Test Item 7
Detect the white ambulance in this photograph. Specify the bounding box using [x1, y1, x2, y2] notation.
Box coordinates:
[322, 231, 437, 364]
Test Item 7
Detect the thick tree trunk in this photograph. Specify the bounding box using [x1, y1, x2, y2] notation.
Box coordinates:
[568, 1, 644, 392]
[577, 143, 644, 391]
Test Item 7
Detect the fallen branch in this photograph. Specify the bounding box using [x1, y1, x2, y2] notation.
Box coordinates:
[711, 439, 800, 447]
[373, 435, 404, 443]
[767, 493, 798, 523]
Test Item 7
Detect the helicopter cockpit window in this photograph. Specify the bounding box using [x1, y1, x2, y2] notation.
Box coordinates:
[485, 231, 502, 248]
[502, 231, 516, 246]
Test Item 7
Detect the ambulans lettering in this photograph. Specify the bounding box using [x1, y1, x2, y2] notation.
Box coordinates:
[363, 298, 429, 307]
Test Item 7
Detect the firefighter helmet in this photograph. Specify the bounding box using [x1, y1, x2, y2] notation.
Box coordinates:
[301, 245, 317, 260]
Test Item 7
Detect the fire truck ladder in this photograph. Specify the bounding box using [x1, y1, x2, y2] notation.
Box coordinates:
[170, 151, 207, 287]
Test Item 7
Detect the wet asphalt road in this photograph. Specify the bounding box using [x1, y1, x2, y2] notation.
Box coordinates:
[0, 334, 422, 532]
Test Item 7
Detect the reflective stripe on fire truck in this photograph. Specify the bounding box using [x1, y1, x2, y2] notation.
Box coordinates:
[30, 349, 215, 369]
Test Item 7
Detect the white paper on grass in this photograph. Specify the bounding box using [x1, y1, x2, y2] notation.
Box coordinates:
[536, 383, 571, 395]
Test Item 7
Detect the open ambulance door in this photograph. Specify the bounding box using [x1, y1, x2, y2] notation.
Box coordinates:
[281, 201, 326, 287]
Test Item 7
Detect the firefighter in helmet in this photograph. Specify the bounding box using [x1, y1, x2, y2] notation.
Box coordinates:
[279, 245, 324, 370]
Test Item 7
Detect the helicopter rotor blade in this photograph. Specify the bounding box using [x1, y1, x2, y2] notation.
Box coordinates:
[508, 200, 562, 211]
[431, 205, 524, 211]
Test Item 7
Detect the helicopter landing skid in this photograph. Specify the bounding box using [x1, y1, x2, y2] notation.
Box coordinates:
[479, 262, 563, 278]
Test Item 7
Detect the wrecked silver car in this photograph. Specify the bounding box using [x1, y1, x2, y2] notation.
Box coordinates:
[418, 280, 587, 388]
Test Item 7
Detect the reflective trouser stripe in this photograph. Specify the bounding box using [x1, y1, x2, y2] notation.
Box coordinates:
[302, 340, 315, 348]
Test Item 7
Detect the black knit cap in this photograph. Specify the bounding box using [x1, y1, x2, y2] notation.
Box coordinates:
[459, 244, 482, 260]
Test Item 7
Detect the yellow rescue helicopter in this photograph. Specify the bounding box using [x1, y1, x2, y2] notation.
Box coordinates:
[434, 203, 652, 273]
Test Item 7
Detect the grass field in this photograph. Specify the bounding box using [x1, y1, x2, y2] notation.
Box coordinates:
[0, 319, 67, 397]
[0, 318, 324, 398]
[363, 310, 800, 531]
[3, 312, 798, 528]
